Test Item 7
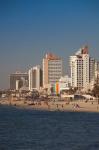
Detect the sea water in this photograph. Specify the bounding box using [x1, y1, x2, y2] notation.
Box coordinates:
[0, 105, 99, 150]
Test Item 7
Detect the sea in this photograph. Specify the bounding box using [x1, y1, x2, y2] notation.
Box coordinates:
[0, 105, 99, 150]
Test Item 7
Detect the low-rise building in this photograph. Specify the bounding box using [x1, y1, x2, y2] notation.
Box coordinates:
[10, 72, 28, 90]
[59, 75, 71, 92]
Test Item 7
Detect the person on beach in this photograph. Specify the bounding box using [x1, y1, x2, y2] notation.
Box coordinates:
[73, 104, 80, 108]
[76, 104, 80, 108]
[56, 104, 58, 108]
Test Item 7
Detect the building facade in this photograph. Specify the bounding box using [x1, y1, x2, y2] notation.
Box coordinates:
[89, 57, 95, 83]
[94, 61, 99, 84]
[43, 53, 62, 87]
[59, 75, 71, 91]
[70, 46, 95, 90]
[10, 72, 28, 90]
[28, 65, 42, 91]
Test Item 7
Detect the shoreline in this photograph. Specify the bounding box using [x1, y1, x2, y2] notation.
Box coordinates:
[0, 98, 99, 113]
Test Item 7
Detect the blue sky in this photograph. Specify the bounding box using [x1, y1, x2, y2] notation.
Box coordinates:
[0, 0, 99, 88]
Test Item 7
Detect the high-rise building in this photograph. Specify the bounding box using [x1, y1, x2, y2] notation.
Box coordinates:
[28, 65, 42, 91]
[70, 46, 95, 90]
[89, 57, 95, 83]
[10, 72, 28, 90]
[95, 61, 99, 84]
[43, 53, 62, 87]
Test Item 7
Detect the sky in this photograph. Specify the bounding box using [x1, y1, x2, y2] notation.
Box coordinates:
[0, 0, 99, 89]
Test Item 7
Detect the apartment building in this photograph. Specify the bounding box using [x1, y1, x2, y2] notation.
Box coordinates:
[70, 46, 95, 90]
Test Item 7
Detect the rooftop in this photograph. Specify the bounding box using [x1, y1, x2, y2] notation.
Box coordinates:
[45, 53, 61, 60]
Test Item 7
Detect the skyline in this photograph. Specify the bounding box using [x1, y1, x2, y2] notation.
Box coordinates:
[0, 0, 99, 88]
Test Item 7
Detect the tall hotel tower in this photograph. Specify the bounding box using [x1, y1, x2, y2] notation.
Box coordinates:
[70, 46, 95, 90]
[43, 53, 62, 87]
[29, 65, 42, 91]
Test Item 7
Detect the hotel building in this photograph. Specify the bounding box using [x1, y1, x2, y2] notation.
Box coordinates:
[43, 53, 62, 87]
[70, 46, 95, 90]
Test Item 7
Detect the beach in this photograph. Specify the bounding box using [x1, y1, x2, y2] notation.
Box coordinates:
[0, 97, 99, 113]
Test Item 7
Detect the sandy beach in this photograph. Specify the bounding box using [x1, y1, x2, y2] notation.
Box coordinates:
[0, 97, 99, 113]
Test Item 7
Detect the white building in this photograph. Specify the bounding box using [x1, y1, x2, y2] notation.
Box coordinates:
[70, 46, 95, 91]
[43, 53, 62, 88]
[70, 54, 85, 88]
[59, 75, 71, 92]
[82, 51, 89, 88]
[29, 65, 41, 91]
[16, 80, 19, 90]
